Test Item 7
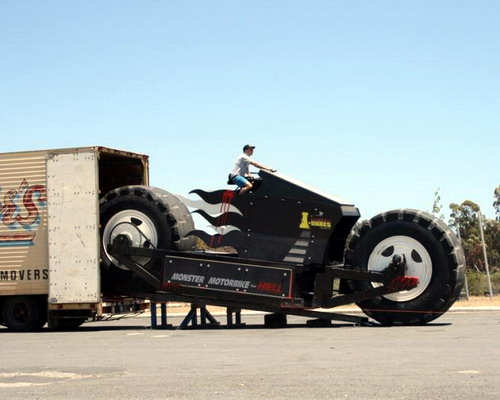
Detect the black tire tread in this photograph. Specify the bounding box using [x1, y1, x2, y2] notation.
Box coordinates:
[345, 209, 465, 325]
[100, 185, 195, 252]
[1, 296, 47, 332]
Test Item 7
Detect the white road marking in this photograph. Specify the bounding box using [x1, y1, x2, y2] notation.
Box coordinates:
[0, 371, 99, 388]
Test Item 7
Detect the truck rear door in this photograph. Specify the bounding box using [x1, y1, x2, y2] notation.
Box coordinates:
[46, 150, 100, 306]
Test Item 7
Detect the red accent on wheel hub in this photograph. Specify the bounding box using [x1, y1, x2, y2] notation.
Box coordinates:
[387, 276, 419, 292]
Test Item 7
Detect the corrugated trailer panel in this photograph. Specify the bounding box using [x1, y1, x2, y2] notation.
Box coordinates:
[0, 152, 49, 295]
[47, 151, 100, 304]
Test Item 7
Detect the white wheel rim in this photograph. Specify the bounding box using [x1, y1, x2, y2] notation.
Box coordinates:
[102, 209, 158, 270]
[368, 235, 432, 302]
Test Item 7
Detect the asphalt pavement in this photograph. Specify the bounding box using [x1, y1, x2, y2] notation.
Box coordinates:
[1, 309, 500, 400]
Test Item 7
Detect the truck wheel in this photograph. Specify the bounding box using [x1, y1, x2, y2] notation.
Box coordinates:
[100, 186, 195, 272]
[344, 209, 465, 325]
[1, 296, 47, 332]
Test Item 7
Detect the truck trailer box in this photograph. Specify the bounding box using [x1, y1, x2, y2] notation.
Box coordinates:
[0, 146, 149, 330]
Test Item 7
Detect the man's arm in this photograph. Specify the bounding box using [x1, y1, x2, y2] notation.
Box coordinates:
[249, 160, 275, 172]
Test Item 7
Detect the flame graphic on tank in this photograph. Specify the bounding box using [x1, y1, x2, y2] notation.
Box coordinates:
[176, 189, 246, 249]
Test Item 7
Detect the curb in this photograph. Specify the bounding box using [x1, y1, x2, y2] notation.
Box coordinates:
[449, 306, 500, 312]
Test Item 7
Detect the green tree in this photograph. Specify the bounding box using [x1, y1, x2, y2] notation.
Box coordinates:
[494, 185, 500, 221]
[431, 187, 445, 221]
[449, 200, 482, 270]
[484, 218, 500, 269]
[449, 199, 500, 271]
[449, 200, 480, 239]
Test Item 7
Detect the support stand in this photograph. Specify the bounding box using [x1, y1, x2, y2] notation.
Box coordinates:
[178, 304, 220, 330]
[226, 307, 245, 328]
[150, 302, 172, 329]
[264, 313, 287, 328]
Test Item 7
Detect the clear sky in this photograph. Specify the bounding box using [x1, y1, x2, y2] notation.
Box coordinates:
[1, 1, 498, 221]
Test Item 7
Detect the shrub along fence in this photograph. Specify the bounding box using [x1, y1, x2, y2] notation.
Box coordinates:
[465, 269, 500, 297]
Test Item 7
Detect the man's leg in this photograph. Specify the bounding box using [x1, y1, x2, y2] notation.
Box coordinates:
[233, 175, 253, 195]
[239, 181, 253, 195]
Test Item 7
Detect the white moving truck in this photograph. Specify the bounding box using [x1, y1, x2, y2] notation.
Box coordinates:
[0, 147, 149, 330]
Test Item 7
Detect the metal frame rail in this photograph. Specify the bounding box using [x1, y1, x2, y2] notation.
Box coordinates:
[108, 241, 416, 329]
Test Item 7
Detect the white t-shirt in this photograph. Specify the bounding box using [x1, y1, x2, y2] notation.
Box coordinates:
[231, 153, 252, 176]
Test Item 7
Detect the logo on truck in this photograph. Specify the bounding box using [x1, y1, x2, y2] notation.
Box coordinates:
[0, 179, 47, 246]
